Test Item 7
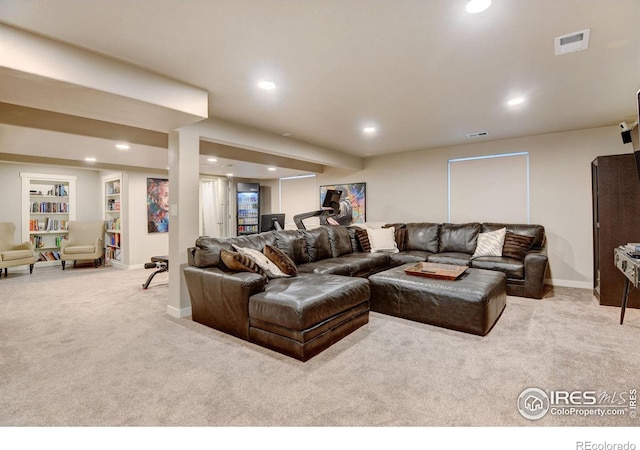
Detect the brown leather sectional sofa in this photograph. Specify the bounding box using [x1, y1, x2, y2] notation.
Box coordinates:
[184, 222, 548, 360]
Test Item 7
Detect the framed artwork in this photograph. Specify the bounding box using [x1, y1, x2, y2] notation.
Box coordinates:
[320, 182, 366, 225]
[147, 178, 169, 233]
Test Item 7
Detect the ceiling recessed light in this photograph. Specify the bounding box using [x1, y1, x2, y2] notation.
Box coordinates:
[363, 126, 377, 134]
[115, 143, 130, 150]
[507, 97, 526, 106]
[466, 0, 491, 14]
[207, 157, 218, 162]
[267, 167, 277, 171]
[258, 80, 276, 91]
[84, 157, 96, 162]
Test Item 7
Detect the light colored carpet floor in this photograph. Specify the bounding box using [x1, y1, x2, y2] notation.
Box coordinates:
[1, 265, 639, 427]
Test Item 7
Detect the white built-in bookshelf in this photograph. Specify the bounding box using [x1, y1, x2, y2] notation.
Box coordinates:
[102, 173, 124, 267]
[21, 172, 77, 266]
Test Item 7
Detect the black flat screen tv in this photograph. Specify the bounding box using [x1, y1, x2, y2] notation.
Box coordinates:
[260, 213, 285, 232]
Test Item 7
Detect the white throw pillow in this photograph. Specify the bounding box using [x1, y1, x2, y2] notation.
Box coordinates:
[472, 227, 507, 258]
[232, 245, 289, 278]
[366, 227, 399, 253]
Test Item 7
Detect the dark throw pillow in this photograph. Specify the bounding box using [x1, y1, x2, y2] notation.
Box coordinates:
[264, 244, 297, 277]
[502, 232, 535, 260]
[220, 249, 265, 276]
[395, 228, 407, 252]
[355, 228, 371, 252]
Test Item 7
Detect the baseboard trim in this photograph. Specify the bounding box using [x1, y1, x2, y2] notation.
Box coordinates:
[166, 304, 192, 318]
[546, 278, 592, 290]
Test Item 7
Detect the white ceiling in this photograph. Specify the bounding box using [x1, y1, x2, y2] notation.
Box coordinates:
[0, 0, 639, 175]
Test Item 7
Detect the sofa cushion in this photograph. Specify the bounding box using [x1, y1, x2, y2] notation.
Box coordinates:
[355, 229, 371, 252]
[405, 223, 440, 253]
[384, 224, 407, 251]
[264, 244, 297, 276]
[249, 274, 370, 332]
[439, 223, 481, 254]
[470, 256, 524, 279]
[472, 227, 506, 258]
[0, 249, 34, 261]
[233, 245, 290, 278]
[62, 245, 96, 255]
[428, 252, 472, 266]
[326, 225, 353, 257]
[502, 232, 535, 260]
[194, 233, 277, 268]
[303, 227, 332, 262]
[220, 249, 266, 276]
[388, 250, 430, 268]
[367, 227, 399, 253]
[482, 223, 545, 249]
[274, 230, 309, 265]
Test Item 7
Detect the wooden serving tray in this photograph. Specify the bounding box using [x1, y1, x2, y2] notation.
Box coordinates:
[404, 262, 467, 280]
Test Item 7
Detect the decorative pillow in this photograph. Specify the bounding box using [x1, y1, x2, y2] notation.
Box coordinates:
[355, 228, 371, 252]
[395, 228, 407, 252]
[502, 232, 535, 260]
[264, 244, 297, 277]
[472, 227, 507, 259]
[220, 249, 265, 276]
[366, 227, 399, 253]
[233, 245, 290, 278]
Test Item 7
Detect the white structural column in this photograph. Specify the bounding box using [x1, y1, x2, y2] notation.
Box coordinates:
[167, 128, 200, 318]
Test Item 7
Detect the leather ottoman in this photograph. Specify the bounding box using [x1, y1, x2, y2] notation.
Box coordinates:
[248, 274, 370, 361]
[369, 265, 506, 336]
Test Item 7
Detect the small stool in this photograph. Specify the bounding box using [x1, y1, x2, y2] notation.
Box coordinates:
[143, 255, 168, 289]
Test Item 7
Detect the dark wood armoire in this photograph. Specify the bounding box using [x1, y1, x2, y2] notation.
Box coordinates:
[592, 153, 640, 308]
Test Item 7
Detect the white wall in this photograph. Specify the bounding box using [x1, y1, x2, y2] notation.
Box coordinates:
[126, 172, 169, 267]
[0, 162, 101, 228]
[317, 125, 631, 289]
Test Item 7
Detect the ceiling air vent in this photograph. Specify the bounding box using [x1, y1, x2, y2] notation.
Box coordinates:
[555, 29, 590, 55]
[466, 131, 489, 139]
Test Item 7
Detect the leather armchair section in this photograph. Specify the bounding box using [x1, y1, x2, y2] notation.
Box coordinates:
[184, 266, 267, 340]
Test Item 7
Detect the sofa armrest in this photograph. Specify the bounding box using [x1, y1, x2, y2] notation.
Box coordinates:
[183, 266, 267, 341]
[187, 247, 196, 266]
[523, 247, 548, 299]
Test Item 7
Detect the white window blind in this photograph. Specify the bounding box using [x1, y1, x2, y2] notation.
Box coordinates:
[448, 152, 529, 223]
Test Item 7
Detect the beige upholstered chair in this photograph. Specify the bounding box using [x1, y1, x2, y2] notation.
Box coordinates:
[0, 222, 37, 279]
[60, 221, 105, 270]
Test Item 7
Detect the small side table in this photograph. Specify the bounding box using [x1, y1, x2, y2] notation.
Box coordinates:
[614, 247, 640, 324]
